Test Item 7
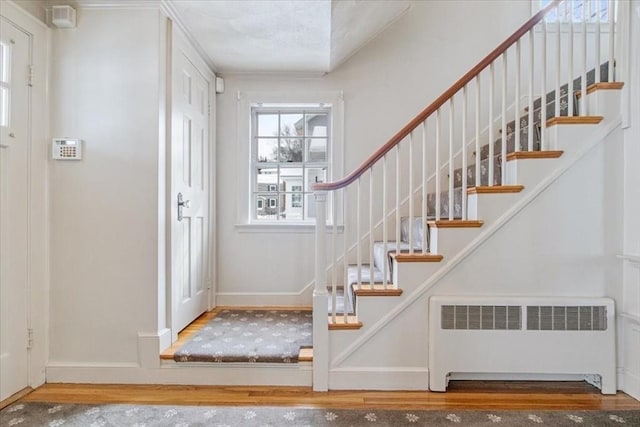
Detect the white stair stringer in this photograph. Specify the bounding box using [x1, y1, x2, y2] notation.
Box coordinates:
[326, 107, 623, 391]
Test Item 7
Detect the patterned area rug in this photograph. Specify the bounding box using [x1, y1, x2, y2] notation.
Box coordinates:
[2, 402, 639, 426]
[173, 309, 312, 363]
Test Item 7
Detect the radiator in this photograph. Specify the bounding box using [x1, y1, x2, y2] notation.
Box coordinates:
[428, 296, 616, 394]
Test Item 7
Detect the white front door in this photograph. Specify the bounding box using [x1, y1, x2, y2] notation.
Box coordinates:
[170, 37, 210, 334]
[0, 18, 30, 401]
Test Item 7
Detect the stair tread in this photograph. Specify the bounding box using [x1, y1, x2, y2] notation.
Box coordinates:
[353, 284, 403, 296]
[391, 253, 444, 262]
[427, 219, 484, 228]
[328, 316, 362, 330]
[506, 150, 563, 161]
[467, 185, 524, 194]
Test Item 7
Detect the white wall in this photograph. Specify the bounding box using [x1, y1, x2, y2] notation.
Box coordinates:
[216, 0, 531, 304]
[620, 0, 640, 401]
[48, 6, 165, 364]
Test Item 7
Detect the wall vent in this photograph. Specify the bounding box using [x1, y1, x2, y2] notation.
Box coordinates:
[51, 5, 77, 29]
[526, 305, 607, 331]
[441, 305, 522, 330]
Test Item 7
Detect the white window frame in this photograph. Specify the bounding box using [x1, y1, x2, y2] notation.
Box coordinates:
[235, 90, 344, 233]
[532, 0, 615, 32]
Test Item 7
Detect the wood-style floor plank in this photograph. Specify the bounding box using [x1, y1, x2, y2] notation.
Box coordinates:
[20, 382, 640, 410]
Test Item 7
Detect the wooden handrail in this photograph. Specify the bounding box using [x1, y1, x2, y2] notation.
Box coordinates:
[314, 0, 561, 192]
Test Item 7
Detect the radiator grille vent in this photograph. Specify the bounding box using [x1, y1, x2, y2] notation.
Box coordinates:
[526, 306, 607, 331]
[441, 305, 522, 330]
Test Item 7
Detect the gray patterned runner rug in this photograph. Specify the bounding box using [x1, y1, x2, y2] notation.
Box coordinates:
[173, 309, 312, 363]
[2, 402, 640, 427]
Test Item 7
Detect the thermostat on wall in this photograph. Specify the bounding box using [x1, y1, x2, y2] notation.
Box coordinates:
[52, 138, 82, 160]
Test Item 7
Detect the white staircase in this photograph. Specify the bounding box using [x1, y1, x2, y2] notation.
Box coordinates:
[311, 0, 625, 392]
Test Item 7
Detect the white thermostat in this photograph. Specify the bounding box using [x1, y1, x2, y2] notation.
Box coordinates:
[52, 138, 82, 160]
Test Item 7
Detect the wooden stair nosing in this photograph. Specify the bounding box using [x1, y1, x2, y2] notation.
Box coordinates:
[546, 116, 603, 127]
[298, 347, 313, 362]
[353, 284, 403, 297]
[427, 219, 484, 228]
[576, 81, 624, 98]
[390, 253, 444, 263]
[506, 150, 563, 161]
[328, 316, 363, 330]
[467, 185, 524, 194]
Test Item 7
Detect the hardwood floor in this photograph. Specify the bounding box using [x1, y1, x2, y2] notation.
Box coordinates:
[20, 382, 640, 410]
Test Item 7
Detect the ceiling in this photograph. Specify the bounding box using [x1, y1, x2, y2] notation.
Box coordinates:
[167, 0, 412, 74]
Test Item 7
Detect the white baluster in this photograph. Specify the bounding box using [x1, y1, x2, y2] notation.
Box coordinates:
[409, 131, 414, 253]
[555, 1, 561, 118]
[515, 39, 521, 152]
[382, 155, 388, 288]
[356, 178, 361, 291]
[313, 190, 328, 391]
[608, 0, 614, 81]
[435, 109, 441, 220]
[489, 62, 495, 185]
[528, 28, 535, 151]
[501, 52, 507, 185]
[331, 190, 337, 323]
[421, 121, 428, 253]
[581, 0, 587, 116]
[369, 168, 374, 288]
[461, 86, 468, 220]
[541, 19, 547, 150]
[475, 76, 481, 186]
[595, 0, 601, 83]
[568, 2, 574, 116]
[342, 188, 348, 323]
[395, 144, 401, 255]
[448, 99, 455, 219]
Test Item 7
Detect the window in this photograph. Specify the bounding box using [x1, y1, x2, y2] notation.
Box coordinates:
[257, 199, 264, 209]
[540, 0, 611, 23]
[251, 105, 330, 222]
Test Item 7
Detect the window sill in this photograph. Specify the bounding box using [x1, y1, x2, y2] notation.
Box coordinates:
[235, 223, 344, 234]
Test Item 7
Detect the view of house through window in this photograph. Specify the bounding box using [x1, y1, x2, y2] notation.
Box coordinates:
[252, 105, 330, 221]
[541, 0, 610, 22]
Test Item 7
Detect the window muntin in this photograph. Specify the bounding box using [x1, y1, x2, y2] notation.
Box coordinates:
[541, 0, 611, 23]
[251, 105, 330, 222]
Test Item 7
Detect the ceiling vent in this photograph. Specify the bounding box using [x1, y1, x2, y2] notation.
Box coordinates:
[51, 5, 76, 29]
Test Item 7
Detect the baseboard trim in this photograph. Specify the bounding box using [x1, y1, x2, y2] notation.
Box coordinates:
[329, 367, 429, 390]
[46, 362, 312, 386]
[621, 369, 640, 401]
[216, 292, 312, 306]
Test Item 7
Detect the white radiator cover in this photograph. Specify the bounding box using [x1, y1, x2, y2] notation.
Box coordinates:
[428, 296, 616, 394]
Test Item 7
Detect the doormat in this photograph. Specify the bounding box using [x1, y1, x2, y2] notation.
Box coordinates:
[173, 309, 312, 363]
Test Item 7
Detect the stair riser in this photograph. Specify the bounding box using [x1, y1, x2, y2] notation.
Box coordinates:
[467, 192, 522, 222]
[355, 295, 408, 327]
[584, 90, 621, 118]
[547, 124, 603, 154]
[392, 261, 441, 293]
[429, 227, 483, 258]
[505, 158, 561, 188]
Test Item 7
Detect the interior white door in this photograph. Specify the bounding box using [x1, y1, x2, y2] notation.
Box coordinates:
[0, 18, 30, 401]
[170, 39, 210, 334]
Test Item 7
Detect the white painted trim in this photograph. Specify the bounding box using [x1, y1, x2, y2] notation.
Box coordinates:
[328, 367, 429, 390]
[46, 362, 312, 386]
[449, 373, 589, 381]
[220, 71, 327, 79]
[331, 117, 623, 367]
[235, 223, 344, 234]
[1, 0, 50, 393]
[216, 290, 313, 307]
[236, 90, 345, 227]
[159, 0, 217, 73]
[5, 1, 48, 28]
